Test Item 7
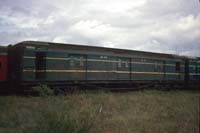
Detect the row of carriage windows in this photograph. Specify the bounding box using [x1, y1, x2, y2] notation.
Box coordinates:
[34, 52, 183, 71]
[69, 58, 130, 68]
[68, 57, 181, 72]
[34, 52, 198, 79]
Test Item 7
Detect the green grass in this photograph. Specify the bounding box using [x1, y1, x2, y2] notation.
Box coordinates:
[0, 90, 199, 133]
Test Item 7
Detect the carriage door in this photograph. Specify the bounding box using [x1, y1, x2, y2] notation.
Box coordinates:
[0, 55, 7, 81]
[68, 54, 86, 80]
[175, 61, 181, 80]
[154, 60, 164, 80]
[36, 52, 46, 80]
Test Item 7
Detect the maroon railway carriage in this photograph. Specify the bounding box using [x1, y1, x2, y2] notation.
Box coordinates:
[0, 46, 8, 90]
[0, 46, 7, 81]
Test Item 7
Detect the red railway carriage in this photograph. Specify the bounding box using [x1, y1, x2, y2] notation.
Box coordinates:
[0, 46, 8, 81]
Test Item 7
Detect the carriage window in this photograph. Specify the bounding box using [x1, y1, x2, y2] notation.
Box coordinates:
[70, 58, 74, 66]
[125, 61, 129, 68]
[118, 59, 122, 68]
[193, 66, 196, 70]
[100, 56, 108, 59]
[80, 57, 84, 66]
[141, 58, 146, 62]
[160, 63, 164, 71]
[176, 62, 180, 72]
[154, 62, 158, 70]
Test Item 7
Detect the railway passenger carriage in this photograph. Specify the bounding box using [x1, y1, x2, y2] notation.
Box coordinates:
[0, 41, 200, 91]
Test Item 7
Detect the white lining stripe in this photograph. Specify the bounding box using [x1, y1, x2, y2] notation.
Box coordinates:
[23, 56, 188, 67]
[22, 69, 185, 75]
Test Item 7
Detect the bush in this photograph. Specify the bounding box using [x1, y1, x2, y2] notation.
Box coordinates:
[32, 84, 54, 96]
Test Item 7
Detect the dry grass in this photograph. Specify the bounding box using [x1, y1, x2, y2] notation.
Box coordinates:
[0, 90, 199, 133]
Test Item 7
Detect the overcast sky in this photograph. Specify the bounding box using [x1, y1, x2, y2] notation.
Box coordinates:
[0, 0, 200, 56]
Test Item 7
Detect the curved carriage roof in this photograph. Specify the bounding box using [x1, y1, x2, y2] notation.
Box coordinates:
[14, 41, 198, 60]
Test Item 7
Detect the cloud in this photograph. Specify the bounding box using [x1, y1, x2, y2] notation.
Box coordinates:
[0, 0, 200, 57]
